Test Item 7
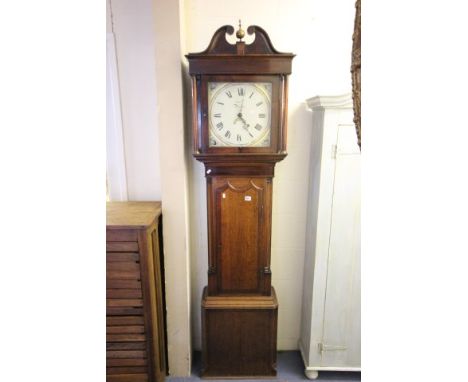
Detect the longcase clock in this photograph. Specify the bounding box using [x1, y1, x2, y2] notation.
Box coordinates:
[186, 22, 294, 378]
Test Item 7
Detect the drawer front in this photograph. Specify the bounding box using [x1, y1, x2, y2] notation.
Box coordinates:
[106, 375, 148, 382]
[107, 229, 138, 242]
[107, 242, 139, 252]
[107, 249, 148, 381]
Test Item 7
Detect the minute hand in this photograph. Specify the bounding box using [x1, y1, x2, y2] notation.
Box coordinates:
[239, 116, 253, 137]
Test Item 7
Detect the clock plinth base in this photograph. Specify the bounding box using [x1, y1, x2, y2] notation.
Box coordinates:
[201, 287, 278, 378]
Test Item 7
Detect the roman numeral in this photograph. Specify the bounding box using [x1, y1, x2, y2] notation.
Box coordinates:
[256, 101, 263, 106]
[238, 87, 244, 96]
[259, 113, 266, 118]
[216, 122, 223, 130]
[214, 113, 221, 118]
[217, 102, 224, 105]
[226, 91, 232, 98]
[225, 130, 231, 138]
[237, 134, 242, 142]
[249, 92, 254, 98]
[254, 123, 262, 131]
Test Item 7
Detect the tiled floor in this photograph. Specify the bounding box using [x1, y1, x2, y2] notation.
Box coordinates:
[167, 351, 361, 382]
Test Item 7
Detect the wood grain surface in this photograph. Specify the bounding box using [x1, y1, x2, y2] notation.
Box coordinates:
[106, 202, 161, 228]
[106, 202, 166, 382]
[202, 287, 278, 377]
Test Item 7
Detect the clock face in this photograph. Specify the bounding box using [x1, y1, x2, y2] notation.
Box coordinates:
[208, 82, 272, 147]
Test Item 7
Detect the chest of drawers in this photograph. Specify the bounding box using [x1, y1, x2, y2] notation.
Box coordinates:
[106, 202, 166, 382]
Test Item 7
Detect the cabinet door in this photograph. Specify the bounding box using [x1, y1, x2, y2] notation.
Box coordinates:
[320, 124, 361, 367]
[207, 177, 272, 295]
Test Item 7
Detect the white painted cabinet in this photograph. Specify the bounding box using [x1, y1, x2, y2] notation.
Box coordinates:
[299, 94, 360, 379]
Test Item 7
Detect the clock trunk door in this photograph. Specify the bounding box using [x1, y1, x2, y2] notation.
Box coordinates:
[209, 177, 272, 295]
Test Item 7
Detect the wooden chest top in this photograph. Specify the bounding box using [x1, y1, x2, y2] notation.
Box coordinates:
[106, 202, 162, 229]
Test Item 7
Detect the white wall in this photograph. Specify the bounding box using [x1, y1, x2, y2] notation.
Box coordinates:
[108, 0, 161, 201]
[181, 0, 355, 351]
[107, 0, 192, 376]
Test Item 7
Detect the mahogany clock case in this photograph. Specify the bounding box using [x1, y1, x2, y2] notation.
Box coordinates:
[187, 24, 294, 378]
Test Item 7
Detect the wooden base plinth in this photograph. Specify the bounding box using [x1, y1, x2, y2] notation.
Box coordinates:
[201, 287, 278, 378]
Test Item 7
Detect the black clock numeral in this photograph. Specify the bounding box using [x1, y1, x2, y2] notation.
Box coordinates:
[214, 113, 221, 118]
[238, 87, 244, 96]
[237, 134, 242, 142]
[225, 130, 231, 138]
[217, 102, 224, 105]
[216, 122, 224, 130]
[254, 123, 262, 131]
[259, 113, 266, 118]
[249, 92, 254, 98]
[226, 91, 232, 98]
[256, 101, 263, 107]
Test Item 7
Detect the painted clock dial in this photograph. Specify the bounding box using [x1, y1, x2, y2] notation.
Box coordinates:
[208, 82, 272, 147]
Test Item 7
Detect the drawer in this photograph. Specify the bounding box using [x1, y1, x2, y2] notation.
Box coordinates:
[106, 253, 141, 281]
[107, 229, 138, 242]
[107, 333, 146, 342]
[107, 253, 139, 262]
[107, 358, 147, 367]
[107, 342, 147, 351]
[107, 325, 145, 334]
[106, 374, 148, 382]
[107, 242, 139, 252]
[106, 349, 148, 380]
[107, 350, 147, 359]
[107, 289, 142, 299]
[107, 367, 148, 375]
[107, 280, 141, 289]
[106, 307, 144, 316]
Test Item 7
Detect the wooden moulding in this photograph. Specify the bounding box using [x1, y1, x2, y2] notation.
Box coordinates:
[186, 25, 294, 75]
[202, 286, 278, 309]
[196, 153, 287, 177]
[187, 56, 293, 75]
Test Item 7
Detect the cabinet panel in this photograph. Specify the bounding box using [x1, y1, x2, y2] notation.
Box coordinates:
[202, 288, 278, 377]
[107, 229, 138, 242]
[208, 177, 272, 295]
[219, 182, 260, 292]
[321, 125, 360, 367]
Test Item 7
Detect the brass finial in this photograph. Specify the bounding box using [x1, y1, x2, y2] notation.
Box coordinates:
[236, 19, 245, 41]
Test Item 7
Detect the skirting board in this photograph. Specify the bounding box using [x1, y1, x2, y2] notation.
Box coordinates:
[298, 340, 360, 380]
